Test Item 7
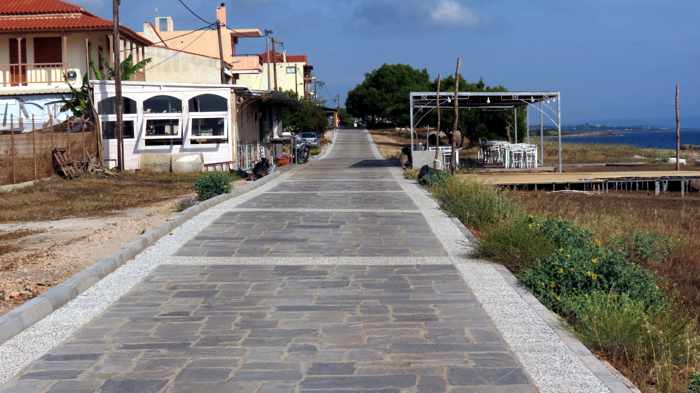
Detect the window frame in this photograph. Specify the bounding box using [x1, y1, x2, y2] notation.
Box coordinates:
[98, 97, 137, 140]
[188, 112, 228, 142]
[187, 93, 229, 144]
[143, 95, 183, 141]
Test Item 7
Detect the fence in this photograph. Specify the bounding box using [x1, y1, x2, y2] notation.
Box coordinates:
[0, 121, 97, 186]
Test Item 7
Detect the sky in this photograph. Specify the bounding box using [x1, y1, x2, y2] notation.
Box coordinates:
[78, 0, 700, 127]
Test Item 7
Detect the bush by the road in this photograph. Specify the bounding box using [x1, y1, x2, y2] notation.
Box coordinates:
[424, 175, 699, 393]
[194, 172, 232, 201]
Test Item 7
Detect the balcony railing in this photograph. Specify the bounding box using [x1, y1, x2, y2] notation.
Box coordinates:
[0, 63, 67, 88]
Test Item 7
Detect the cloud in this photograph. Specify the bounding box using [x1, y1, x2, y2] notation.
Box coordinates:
[431, 0, 479, 27]
[350, 0, 480, 32]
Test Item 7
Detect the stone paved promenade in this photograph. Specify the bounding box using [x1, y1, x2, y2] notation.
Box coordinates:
[0, 130, 621, 393]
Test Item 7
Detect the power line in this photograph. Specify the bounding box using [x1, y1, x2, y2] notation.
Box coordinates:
[150, 23, 216, 47]
[145, 28, 212, 73]
[175, 0, 213, 25]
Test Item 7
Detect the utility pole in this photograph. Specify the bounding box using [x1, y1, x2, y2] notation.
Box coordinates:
[675, 82, 681, 171]
[451, 58, 462, 175]
[271, 36, 279, 91]
[264, 29, 272, 90]
[434, 74, 441, 168]
[112, 0, 124, 171]
[216, 20, 226, 84]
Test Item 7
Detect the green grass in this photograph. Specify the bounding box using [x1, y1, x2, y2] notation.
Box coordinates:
[427, 175, 699, 393]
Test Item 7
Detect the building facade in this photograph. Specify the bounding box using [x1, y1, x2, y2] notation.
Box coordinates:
[0, 0, 151, 131]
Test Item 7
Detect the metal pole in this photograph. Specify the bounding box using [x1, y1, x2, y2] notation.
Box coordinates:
[112, 0, 124, 171]
[451, 57, 462, 175]
[409, 95, 414, 167]
[557, 95, 562, 173]
[540, 101, 544, 166]
[264, 31, 272, 90]
[32, 114, 37, 180]
[526, 106, 530, 143]
[514, 107, 518, 143]
[10, 114, 15, 184]
[435, 75, 441, 167]
[675, 82, 681, 171]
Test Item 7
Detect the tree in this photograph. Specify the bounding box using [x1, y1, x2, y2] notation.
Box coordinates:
[91, 54, 151, 81]
[346, 64, 432, 127]
[280, 92, 328, 133]
[62, 55, 151, 119]
[429, 76, 527, 146]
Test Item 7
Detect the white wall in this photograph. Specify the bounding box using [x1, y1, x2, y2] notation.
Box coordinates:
[93, 81, 235, 171]
[144, 47, 222, 84]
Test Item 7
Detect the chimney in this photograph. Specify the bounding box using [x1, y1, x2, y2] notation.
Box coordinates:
[216, 3, 227, 27]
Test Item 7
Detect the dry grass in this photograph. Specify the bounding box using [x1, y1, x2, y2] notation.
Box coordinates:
[369, 130, 693, 167]
[541, 142, 694, 165]
[0, 172, 198, 223]
[513, 191, 700, 320]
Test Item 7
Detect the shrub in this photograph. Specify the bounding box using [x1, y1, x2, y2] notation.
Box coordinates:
[562, 291, 651, 361]
[478, 217, 554, 273]
[610, 230, 677, 266]
[310, 146, 322, 156]
[432, 178, 522, 230]
[536, 218, 595, 251]
[418, 167, 450, 187]
[564, 292, 698, 393]
[689, 373, 700, 393]
[520, 243, 665, 313]
[194, 172, 232, 201]
[404, 169, 419, 180]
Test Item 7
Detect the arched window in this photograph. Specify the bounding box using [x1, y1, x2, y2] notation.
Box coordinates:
[144, 95, 181, 114]
[98, 97, 137, 139]
[188, 94, 227, 112]
[98, 97, 137, 115]
[143, 95, 183, 144]
[188, 94, 228, 144]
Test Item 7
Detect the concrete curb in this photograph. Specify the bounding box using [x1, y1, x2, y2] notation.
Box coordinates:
[312, 128, 338, 161]
[448, 216, 640, 393]
[0, 167, 294, 345]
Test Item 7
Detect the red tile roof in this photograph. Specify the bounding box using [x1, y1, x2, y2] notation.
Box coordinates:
[0, 0, 151, 45]
[0, 0, 84, 15]
[259, 52, 308, 64]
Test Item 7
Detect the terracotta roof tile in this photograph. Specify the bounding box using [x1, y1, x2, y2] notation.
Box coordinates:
[0, 0, 151, 45]
[0, 0, 83, 15]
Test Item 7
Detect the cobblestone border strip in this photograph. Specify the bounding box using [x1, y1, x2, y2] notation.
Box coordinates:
[166, 256, 454, 265]
[0, 167, 294, 346]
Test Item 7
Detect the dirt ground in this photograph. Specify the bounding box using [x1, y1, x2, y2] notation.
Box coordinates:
[0, 199, 182, 315]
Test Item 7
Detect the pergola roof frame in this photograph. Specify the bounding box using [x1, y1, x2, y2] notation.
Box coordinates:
[409, 91, 563, 173]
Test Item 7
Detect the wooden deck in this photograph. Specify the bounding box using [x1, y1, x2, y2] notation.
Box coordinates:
[459, 171, 700, 186]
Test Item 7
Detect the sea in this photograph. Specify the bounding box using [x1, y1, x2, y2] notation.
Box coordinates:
[561, 128, 700, 149]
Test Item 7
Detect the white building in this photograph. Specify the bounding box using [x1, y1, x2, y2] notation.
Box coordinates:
[93, 81, 235, 170]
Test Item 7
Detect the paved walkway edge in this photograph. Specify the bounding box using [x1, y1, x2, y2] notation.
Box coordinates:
[365, 130, 636, 393]
[0, 167, 295, 346]
[450, 219, 640, 393]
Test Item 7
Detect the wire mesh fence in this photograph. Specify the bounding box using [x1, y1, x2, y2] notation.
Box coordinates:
[0, 120, 97, 186]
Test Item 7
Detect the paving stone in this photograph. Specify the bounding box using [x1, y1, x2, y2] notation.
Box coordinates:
[98, 379, 168, 393]
[307, 363, 356, 375]
[0, 129, 536, 392]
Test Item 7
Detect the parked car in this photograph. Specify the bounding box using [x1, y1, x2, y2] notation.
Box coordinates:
[296, 132, 321, 147]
